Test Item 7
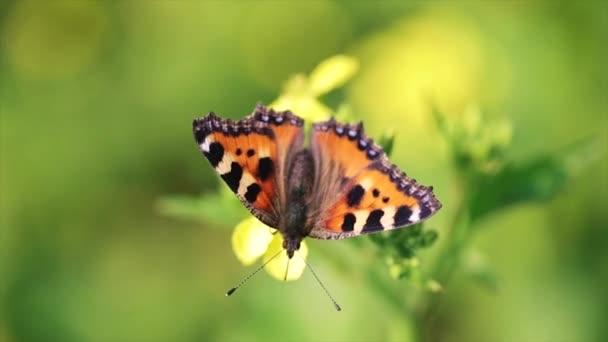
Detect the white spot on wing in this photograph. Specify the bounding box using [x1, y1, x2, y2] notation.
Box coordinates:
[380, 206, 396, 228]
[258, 146, 271, 158]
[237, 172, 257, 197]
[409, 205, 421, 222]
[353, 211, 369, 233]
[216, 153, 235, 174]
[201, 136, 214, 152]
[359, 178, 373, 190]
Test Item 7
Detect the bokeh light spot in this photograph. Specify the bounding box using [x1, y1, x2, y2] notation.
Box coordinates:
[3, 1, 109, 80]
[239, 1, 353, 90]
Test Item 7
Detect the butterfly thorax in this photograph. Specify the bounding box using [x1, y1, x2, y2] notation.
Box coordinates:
[281, 148, 315, 258]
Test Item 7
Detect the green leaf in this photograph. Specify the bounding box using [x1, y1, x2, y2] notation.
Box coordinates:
[430, 106, 450, 139]
[419, 230, 439, 248]
[468, 135, 602, 221]
[157, 191, 247, 228]
[468, 157, 566, 221]
[378, 131, 395, 156]
[368, 222, 438, 261]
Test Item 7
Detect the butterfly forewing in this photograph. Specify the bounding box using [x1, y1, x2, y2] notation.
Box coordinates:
[249, 104, 305, 213]
[192, 105, 305, 228]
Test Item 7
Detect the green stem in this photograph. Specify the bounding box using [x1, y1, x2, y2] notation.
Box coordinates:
[416, 169, 473, 332]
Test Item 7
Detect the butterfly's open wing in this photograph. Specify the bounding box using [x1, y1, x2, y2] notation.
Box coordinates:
[308, 119, 441, 239]
[193, 104, 304, 228]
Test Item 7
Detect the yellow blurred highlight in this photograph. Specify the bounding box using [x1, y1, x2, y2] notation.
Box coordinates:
[351, 9, 510, 130]
[426, 280, 443, 293]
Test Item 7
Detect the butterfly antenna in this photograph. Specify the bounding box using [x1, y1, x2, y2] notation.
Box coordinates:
[297, 251, 342, 311]
[226, 249, 283, 296]
[284, 257, 291, 282]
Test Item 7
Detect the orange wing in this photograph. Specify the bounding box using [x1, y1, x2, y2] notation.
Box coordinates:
[308, 119, 441, 239]
[193, 104, 304, 228]
[249, 104, 304, 212]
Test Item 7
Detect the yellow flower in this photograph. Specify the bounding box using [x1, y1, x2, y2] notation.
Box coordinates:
[232, 217, 308, 281]
[269, 54, 359, 123]
[231, 217, 274, 266]
[231, 54, 359, 281]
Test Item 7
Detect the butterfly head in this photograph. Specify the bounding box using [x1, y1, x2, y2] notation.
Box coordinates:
[282, 237, 302, 259]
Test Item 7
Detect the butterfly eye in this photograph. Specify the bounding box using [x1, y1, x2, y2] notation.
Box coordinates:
[296, 241, 301, 250]
[282, 239, 288, 249]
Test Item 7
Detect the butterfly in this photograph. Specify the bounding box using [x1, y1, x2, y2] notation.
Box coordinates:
[192, 104, 442, 259]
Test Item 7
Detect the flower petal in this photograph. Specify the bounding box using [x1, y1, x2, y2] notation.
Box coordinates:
[309, 55, 359, 96]
[270, 96, 332, 123]
[263, 234, 308, 281]
[231, 217, 274, 266]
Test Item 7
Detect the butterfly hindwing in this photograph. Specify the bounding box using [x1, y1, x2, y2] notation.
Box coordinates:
[193, 105, 304, 228]
[315, 163, 441, 238]
[308, 119, 441, 239]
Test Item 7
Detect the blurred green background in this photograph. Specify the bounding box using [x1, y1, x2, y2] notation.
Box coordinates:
[1, 1, 606, 341]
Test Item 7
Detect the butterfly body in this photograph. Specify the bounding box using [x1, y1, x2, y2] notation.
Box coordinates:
[282, 149, 315, 257]
[193, 104, 441, 258]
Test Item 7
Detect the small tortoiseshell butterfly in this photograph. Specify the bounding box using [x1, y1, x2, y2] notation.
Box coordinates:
[192, 104, 442, 259]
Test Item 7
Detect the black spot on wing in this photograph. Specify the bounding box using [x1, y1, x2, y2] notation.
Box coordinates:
[258, 157, 274, 181]
[362, 209, 384, 233]
[420, 206, 432, 220]
[347, 185, 365, 207]
[341, 213, 356, 232]
[221, 162, 243, 193]
[194, 127, 206, 144]
[204, 142, 224, 168]
[244, 183, 261, 203]
[394, 206, 412, 226]
[372, 188, 380, 197]
[246, 149, 255, 157]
